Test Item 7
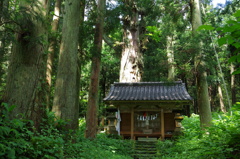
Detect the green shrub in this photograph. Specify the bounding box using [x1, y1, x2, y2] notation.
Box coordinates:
[2, 101, 240, 159]
[156, 103, 240, 159]
[0, 103, 65, 159]
[64, 136, 133, 159]
[0, 103, 133, 159]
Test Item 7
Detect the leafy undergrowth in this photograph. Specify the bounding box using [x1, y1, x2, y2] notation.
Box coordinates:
[2, 102, 240, 159]
[64, 133, 133, 159]
[0, 103, 133, 159]
[157, 103, 240, 159]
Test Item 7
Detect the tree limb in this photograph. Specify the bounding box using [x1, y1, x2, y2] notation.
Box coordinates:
[103, 34, 124, 51]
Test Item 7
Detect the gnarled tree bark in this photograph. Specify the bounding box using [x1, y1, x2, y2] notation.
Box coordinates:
[3, 0, 49, 131]
[120, 0, 143, 82]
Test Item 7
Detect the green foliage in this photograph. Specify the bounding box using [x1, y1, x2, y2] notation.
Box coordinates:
[64, 135, 133, 159]
[156, 103, 240, 158]
[197, 25, 214, 31]
[65, 118, 133, 158]
[0, 103, 64, 159]
[218, 10, 240, 74]
[69, 133, 133, 159]
[146, 26, 162, 42]
[0, 103, 133, 159]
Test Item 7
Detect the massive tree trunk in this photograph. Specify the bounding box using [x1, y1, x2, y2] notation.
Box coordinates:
[120, 0, 143, 82]
[3, 0, 49, 130]
[86, 0, 105, 139]
[52, 0, 81, 130]
[46, 0, 62, 108]
[191, 0, 212, 127]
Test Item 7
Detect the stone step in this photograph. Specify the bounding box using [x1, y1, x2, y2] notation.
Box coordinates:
[133, 154, 157, 159]
[135, 143, 157, 148]
[133, 140, 158, 159]
[138, 137, 158, 141]
[135, 146, 156, 148]
[134, 152, 157, 155]
[135, 148, 157, 150]
[135, 149, 156, 151]
[134, 150, 157, 153]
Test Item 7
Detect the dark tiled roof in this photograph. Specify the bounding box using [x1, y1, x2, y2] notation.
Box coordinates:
[104, 81, 192, 101]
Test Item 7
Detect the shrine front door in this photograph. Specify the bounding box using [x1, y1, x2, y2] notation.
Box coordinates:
[134, 111, 161, 134]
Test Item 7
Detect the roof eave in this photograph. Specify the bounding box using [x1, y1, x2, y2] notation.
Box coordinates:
[104, 99, 193, 105]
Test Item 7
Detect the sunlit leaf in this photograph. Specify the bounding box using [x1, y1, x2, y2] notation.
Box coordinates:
[146, 33, 153, 36]
[197, 25, 214, 31]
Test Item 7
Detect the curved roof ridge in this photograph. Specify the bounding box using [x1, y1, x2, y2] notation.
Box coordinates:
[113, 81, 183, 86]
[104, 81, 192, 101]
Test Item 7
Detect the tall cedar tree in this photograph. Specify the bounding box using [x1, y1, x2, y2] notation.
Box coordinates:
[52, 0, 81, 130]
[46, 0, 62, 108]
[191, 0, 212, 127]
[120, 0, 143, 82]
[3, 0, 49, 131]
[86, 0, 106, 139]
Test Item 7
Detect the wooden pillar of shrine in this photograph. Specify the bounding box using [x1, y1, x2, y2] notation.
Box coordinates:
[131, 107, 134, 140]
[161, 108, 165, 140]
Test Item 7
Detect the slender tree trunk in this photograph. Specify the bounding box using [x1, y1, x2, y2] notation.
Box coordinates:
[209, 85, 213, 110]
[166, 35, 175, 81]
[120, 0, 143, 82]
[52, 0, 81, 130]
[218, 83, 226, 113]
[86, 0, 105, 139]
[77, 0, 86, 85]
[46, 0, 62, 108]
[3, 0, 49, 131]
[0, 35, 6, 89]
[77, 0, 85, 118]
[191, 0, 212, 127]
[230, 63, 236, 104]
[79, 0, 85, 54]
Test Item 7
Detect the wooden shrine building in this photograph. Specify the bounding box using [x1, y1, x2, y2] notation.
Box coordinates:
[103, 81, 192, 140]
